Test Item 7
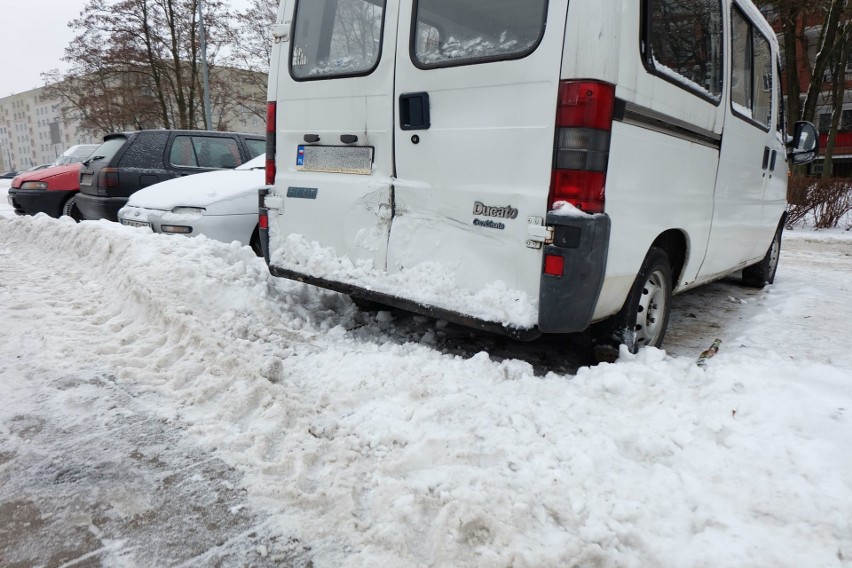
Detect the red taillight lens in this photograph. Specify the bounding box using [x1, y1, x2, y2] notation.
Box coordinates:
[259, 210, 269, 230]
[265, 102, 277, 186]
[544, 254, 565, 277]
[556, 81, 616, 129]
[101, 167, 119, 188]
[550, 170, 606, 214]
[550, 81, 615, 214]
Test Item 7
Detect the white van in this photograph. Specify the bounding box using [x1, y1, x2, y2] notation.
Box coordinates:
[260, 0, 817, 357]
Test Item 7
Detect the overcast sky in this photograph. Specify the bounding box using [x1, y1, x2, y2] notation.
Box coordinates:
[0, 0, 253, 97]
[0, 0, 84, 96]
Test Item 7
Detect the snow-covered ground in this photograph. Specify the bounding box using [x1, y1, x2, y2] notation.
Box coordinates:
[1, 182, 851, 566]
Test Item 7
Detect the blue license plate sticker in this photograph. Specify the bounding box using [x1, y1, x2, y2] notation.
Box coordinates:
[296, 145, 305, 167]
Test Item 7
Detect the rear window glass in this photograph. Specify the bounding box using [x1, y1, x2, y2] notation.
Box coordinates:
[413, 0, 548, 68]
[645, 0, 723, 100]
[170, 136, 242, 169]
[90, 137, 127, 164]
[290, 0, 386, 80]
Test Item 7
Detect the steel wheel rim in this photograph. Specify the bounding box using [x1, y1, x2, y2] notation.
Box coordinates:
[635, 269, 667, 347]
[768, 234, 780, 274]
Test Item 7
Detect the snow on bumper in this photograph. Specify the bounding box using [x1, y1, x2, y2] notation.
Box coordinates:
[269, 233, 539, 330]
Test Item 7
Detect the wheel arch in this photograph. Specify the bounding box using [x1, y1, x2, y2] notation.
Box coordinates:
[651, 229, 687, 290]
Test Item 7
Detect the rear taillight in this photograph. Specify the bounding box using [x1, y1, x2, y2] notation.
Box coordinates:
[259, 209, 269, 230]
[549, 81, 615, 214]
[100, 167, 119, 189]
[266, 102, 277, 186]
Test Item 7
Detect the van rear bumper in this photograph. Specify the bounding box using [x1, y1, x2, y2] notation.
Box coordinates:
[76, 193, 127, 221]
[265, 212, 610, 341]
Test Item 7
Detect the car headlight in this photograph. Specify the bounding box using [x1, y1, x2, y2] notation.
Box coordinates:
[170, 207, 206, 215]
[20, 181, 49, 190]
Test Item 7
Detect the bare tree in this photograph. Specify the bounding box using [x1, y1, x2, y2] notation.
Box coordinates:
[44, 0, 232, 135]
[821, 20, 850, 177]
[222, 0, 277, 122]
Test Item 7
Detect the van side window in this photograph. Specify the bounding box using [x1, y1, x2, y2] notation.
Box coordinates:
[776, 62, 786, 139]
[412, 0, 548, 69]
[731, 7, 773, 128]
[290, 0, 386, 80]
[643, 0, 723, 101]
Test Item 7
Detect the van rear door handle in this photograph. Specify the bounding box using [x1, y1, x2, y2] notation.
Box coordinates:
[762, 146, 770, 170]
[399, 92, 431, 131]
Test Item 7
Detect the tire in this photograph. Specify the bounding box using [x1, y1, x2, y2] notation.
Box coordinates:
[742, 224, 782, 288]
[592, 247, 673, 361]
[61, 194, 82, 222]
[249, 226, 263, 257]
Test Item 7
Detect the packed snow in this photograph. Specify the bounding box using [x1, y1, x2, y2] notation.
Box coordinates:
[1, 181, 851, 566]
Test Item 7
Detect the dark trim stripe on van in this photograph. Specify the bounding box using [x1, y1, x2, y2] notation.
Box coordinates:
[613, 99, 722, 150]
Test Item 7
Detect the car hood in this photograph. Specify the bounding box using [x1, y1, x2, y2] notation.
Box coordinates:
[126, 168, 266, 214]
[11, 163, 82, 188]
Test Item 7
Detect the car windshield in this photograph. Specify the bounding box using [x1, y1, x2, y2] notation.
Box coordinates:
[236, 154, 266, 170]
[52, 145, 99, 166]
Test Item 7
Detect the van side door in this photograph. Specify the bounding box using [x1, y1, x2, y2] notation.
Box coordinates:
[700, 2, 779, 278]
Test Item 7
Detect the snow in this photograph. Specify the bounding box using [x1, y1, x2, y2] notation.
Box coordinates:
[124, 167, 265, 211]
[1, 195, 851, 566]
[269, 231, 540, 328]
[550, 200, 596, 218]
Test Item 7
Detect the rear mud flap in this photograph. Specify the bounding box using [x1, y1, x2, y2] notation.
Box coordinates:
[537, 213, 611, 334]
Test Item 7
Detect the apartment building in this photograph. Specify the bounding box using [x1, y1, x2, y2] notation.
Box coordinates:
[1, 70, 268, 172]
[0, 87, 99, 171]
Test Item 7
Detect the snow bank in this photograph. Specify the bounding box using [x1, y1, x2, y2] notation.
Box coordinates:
[0, 214, 850, 567]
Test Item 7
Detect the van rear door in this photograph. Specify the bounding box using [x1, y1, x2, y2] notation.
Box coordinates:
[388, 0, 567, 328]
[273, 0, 398, 270]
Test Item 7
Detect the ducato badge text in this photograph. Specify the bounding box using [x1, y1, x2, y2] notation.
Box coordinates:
[472, 201, 519, 219]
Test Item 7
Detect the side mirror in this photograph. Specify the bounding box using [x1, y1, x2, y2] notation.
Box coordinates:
[787, 121, 818, 165]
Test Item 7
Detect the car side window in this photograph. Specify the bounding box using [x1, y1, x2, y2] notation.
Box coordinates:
[245, 139, 265, 159]
[192, 137, 241, 168]
[169, 136, 242, 169]
[643, 0, 724, 102]
[170, 136, 197, 167]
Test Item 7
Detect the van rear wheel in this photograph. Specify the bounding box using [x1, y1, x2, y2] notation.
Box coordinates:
[592, 247, 673, 361]
[742, 225, 782, 288]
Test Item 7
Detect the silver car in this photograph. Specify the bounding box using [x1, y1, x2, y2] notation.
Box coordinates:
[118, 155, 266, 255]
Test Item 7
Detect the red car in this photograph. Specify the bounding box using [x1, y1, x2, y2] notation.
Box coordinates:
[7, 144, 98, 220]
